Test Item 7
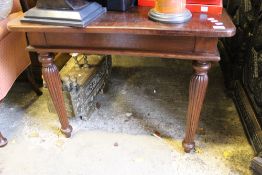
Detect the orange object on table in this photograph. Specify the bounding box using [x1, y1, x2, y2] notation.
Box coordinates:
[148, 0, 192, 23]
[154, 0, 186, 13]
[138, 0, 222, 14]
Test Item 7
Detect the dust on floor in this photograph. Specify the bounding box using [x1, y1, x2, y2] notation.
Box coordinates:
[0, 56, 254, 175]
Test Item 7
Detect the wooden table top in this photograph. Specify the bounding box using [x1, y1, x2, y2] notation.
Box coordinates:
[8, 7, 235, 38]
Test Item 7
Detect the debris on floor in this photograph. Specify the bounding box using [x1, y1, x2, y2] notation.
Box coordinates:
[0, 56, 254, 175]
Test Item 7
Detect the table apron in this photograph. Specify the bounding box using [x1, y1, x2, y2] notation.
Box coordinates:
[27, 32, 219, 61]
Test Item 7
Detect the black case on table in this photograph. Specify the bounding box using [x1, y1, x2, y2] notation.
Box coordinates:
[96, 0, 136, 11]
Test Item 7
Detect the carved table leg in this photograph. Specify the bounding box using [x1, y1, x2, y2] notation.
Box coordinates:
[0, 132, 7, 147]
[182, 61, 211, 153]
[38, 53, 72, 137]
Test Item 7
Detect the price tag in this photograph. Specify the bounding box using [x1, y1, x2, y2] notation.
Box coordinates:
[213, 26, 225, 30]
[201, 6, 208, 12]
[215, 22, 223, 25]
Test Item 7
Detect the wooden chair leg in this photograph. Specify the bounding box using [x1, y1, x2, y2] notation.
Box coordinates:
[26, 66, 43, 96]
[0, 132, 7, 147]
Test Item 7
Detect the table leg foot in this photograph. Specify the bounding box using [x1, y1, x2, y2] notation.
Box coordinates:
[182, 140, 195, 153]
[39, 53, 72, 138]
[61, 125, 73, 138]
[0, 132, 7, 147]
[183, 61, 211, 153]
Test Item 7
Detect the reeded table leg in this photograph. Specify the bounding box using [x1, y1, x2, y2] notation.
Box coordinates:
[39, 53, 72, 137]
[0, 132, 7, 147]
[183, 61, 211, 153]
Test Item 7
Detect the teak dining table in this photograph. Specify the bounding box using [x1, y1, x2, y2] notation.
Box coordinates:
[8, 7, 235, 153]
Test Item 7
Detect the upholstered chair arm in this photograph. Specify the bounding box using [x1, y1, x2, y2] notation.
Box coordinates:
[0, 12, 23, 41]
[12, 0, 22, 13]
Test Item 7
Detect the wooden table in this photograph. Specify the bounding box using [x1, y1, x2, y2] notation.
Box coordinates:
[8, 7, 235, 153]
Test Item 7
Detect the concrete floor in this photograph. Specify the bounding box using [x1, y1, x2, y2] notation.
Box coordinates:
[0, 56, 254, 175]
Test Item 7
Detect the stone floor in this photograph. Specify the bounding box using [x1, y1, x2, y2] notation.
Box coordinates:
[0, 56, 255, 175]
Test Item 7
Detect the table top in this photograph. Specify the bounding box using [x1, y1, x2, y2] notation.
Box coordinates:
[8, 7, 235, 38]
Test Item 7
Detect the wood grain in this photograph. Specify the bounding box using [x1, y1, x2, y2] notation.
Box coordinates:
[7, 6, 236, 151]
[27, 46, 221, 61]
[183, 61, 211, 153]
[38, 53, 72, 137]
[8, 7, 236, 37]
[26, 32, 220, 61]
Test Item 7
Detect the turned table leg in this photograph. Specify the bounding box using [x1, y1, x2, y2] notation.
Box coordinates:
[183, 61, 211, 153]
[0, 132, 7, 147]
[38, 53, 72, 137]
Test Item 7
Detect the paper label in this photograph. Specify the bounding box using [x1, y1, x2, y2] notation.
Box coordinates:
[215, 22, 223, 25]
[201, 6, 208, 12]
[213, 26, 225, 30]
